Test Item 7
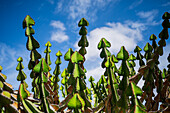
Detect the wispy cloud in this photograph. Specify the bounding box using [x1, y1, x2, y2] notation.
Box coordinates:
[162, 2, 170, 7]
[0, 43, 32, 90]
[50, 20, 69, 43]
[86, 67, 105, 83]
[51, 31, 69, 43]
[129, 0, 143, 9]
[48, 0, 54, 4]
[0, 43, 17, 70]
[137, 10, 161, 26]
[137, 10, 158, 22]
[50, 20, 66, 31]
[55, 0, 118, 21]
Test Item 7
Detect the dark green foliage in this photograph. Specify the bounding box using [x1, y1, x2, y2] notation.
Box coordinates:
[16, 57, 27, 81]
[0, 65, 19, 113]
[1, 12, 170, 113]
[44, 41, 52, 67]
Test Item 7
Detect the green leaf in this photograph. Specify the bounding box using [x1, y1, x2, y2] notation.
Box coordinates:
[23, 15, 35, 28]
[26, 36, 40, 50]
[118, 93, 128, 109]
[45, 41, 52, 47]
[78, 18, 89, 27]
[42, 83, 49, 97]
[88, 76, 95, 82]
[42, 58, 49, 72]
[67, 93, 84, 109]
[2, 91, 11, 98]
[24, 80, 28, 88]
[158, 39, 166, 47]
[67, 61, 74, 73]
[64, 48, 74, 61]
[17, 70, 27, 81]
[134, 46, 142, 53]
[0, 74, 6, 85]
[78, 35, 89, 47]
[0, 91, 12, 105]
[55, 57, 62, 64]
[53, 65, 60, 76]
[128, 54, 136, 61]
[71, 51, 84, 63]
[0, 81, 3, 89]
[44, 47, 51, 53]
[134, 105, 146, 113]
[98, 38, 111, 50]
[17, 57, 23, 62]
[68, 75, 76, 85]
[73, 64, 85, 78]
[3, 82, 13, 93]
[79, 47, 87, 55]
[61, 77, 67, 85]
[24, 99, 43, 113]
[117, 46, 129, 60]
[42, 72, 48, 83]
[33, 58, 49, 73]
[61, 69, 68, 78]
[159, 28, 169, 39]
[157, 46, 163, 56]
[105, 57, 114, 68]
[76, 78, 86, 91]
[119, 75, 129, 90]
[26, 27, 35, 36]
[33, 60, 42, 73]
[56, 50, 62, 57]
[16, 62, 24, 71]
[162, 12, 170, 19]
[19, 83, 30, 99]
[111, 55, 118, 63]
[0, 65, 3, 71]
[131, 82, 143, 96]
[162, 68, 166, 79]
[79, 26, 87, 35]
[100, 48, 111, 58]
[144, 43, 153, 52]
[60, 86, 64, 90]
[31, 36, 40, 49]
[149, 34, 157, 40]
[28, 60, 34, 70]
[30, 49, 41, 61]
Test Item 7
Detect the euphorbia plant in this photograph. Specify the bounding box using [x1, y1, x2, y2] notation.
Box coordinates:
[0, 12, 169, 113]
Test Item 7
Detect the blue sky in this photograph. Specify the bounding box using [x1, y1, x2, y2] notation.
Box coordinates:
[0, 0, 170, 91]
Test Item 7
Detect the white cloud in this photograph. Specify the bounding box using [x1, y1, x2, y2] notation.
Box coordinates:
[56, 0, 63, 13]
[162, 2, 170, 6]
[86, 67, 105, 82]
[51, 31, 69, 43]
[129, 0, 143, 9]
[69, 0, 91, 19]
[50, 20, 69, 43]
[0, 43, 32, 90]
[137, 10, 158, 21]
[50, 20, 66, 31]
[0, 43, 16, 70]
[136, 10, 162, 26]
[75, 21, 143, 61]
[48, 0, 54, 4]
[55, 0, 118, 21]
